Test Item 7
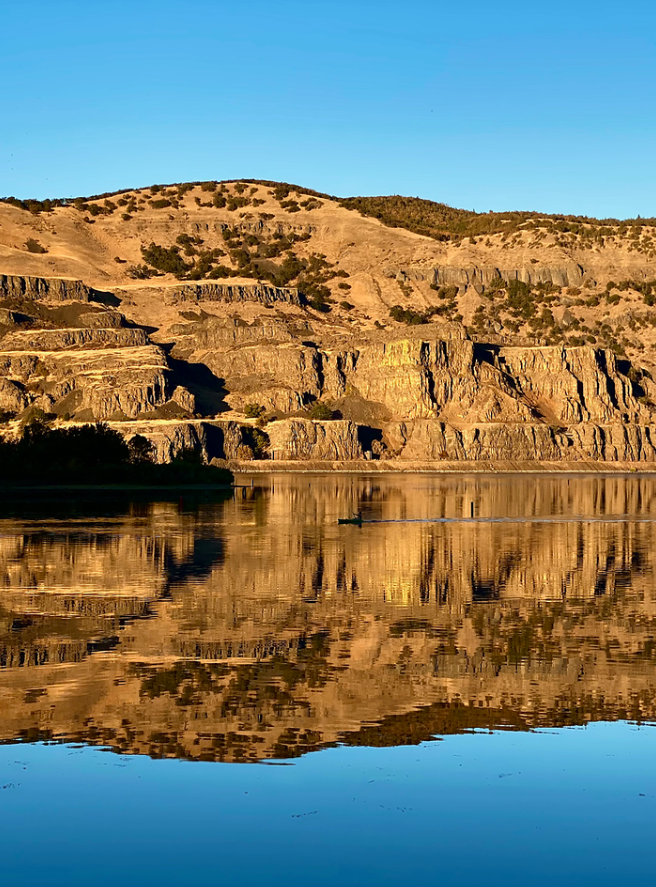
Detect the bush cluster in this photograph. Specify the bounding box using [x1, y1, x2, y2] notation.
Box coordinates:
[0, 421, 232, 486]
[25, 238, 47, 254]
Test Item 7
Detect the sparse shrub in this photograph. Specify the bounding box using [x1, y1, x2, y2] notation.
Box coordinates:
[340, 301, 355, 310]
[308, 293, 331, 312]
[244, 403, 265, 419]
[20, 407, 49, 429]
[308, 401, 334, 420]
[176, 233, 203, 255]
[389, 304, 433, 325]
[250, 429, 269, 457]
[25, 238, 47, 254]
[227, 196, 250, 211]
[272, 184, 291, 201]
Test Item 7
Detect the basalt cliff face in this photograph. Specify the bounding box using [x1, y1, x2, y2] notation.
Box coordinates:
[2, 181, 656, 466]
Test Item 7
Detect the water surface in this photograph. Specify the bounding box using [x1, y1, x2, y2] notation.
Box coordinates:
[0, 475, 655, 884]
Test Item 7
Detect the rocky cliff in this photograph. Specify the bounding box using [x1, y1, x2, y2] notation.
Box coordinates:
[1, 179, 656, 466]
[393, 262, 587, 292]
[0, 274, 93, 302]
[167, 282, 302, 306]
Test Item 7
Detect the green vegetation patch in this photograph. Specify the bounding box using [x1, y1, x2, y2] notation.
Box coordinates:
[0, 421, 233, 487]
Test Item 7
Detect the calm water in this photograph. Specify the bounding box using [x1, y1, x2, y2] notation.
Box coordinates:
[1, 475, 655, 885]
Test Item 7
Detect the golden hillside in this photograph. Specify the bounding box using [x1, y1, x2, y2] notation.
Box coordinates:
[2, 180, 656, 353]
[2, 180, 656, 467]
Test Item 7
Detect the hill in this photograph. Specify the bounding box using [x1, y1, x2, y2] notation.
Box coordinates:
[1, 180, 656, 468]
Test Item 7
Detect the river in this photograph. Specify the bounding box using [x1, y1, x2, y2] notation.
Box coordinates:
[0, 475, 654, 885]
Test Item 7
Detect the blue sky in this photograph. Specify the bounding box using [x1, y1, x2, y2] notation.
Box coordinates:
[1, 0, 655, 217]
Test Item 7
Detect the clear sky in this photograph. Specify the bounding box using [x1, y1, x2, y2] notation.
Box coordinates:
[1, 0, 655, 218]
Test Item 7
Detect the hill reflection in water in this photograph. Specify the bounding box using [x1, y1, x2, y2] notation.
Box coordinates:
[1, 475, 656, 762]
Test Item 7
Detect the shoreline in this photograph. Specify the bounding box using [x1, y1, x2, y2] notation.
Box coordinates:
[0, 483, 233, 495]
[232, 459, 656, 475]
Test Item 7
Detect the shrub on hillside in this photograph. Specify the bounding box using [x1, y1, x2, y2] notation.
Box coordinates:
[308, 401, 334, 420]
[389, 305, 427, 325]
[141, 242, 190, 277]
[244, 403, 265, 419]
[25, 238, 47, 254]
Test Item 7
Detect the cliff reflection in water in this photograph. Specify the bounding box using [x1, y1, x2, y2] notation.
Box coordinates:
[1, 475, 656, 762]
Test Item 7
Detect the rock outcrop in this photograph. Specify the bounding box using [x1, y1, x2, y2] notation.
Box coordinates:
[0, 339, 194, 421]
[1, 260, 656, 466]
[430, 263, 585, 293]
[392, 264, 586, 293]
[268, 419, 364, 461]
[0, 377, 27, 413]
[0, 274, 93, 302]
[167, 282, 302, 306]
[171, 316, 311, 352]
[0, 328, 149, 351]
[110, 419, 250, 462]
[202, 343, 323, 412]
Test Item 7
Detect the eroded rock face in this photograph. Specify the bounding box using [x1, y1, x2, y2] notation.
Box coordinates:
[0, 345, 171, 419]
[166, 283, 302, 306]
[171, 316, 310, 352]
[0, 328, 149, 351]
[392, 264, 585, 293]
[111, 420, 250, 462]
[0, 378, 27, 413]
[432, 263, 585, 292]
[320, 339, 649, 428]
[497, 346, 641, 424]
[1, 265, 656, 465]
[267, 419, 364, 461]
[203, 343, 322, 412]
[0, 275, 92, 302]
